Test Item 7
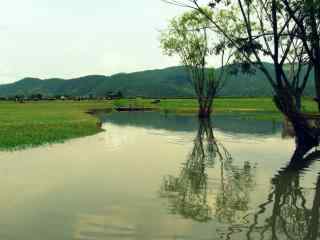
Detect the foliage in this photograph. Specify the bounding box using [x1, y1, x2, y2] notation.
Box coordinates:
[160, 8, 213, 66]
[160, 7, 227, 117]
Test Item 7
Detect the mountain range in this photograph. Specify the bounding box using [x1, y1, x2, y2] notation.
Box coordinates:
[0, 63, 316, 98]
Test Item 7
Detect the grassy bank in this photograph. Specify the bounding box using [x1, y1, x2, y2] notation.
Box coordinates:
[0, 101, 112, 150]
[0, 98, 317, 150]
[113, 97, 317, 119]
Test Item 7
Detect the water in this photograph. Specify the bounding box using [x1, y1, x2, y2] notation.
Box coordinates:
[0, 112, 319, 240]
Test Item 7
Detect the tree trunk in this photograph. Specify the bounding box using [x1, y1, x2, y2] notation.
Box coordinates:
[274, 90, 319, 155]
[310, 7, 320, 111]
[295, 93, 302, 112]
[198, 106, 211, 118]
[314, 60, 320, 111]
[292, 121, 316, 154]
[198, 98, 212, 118]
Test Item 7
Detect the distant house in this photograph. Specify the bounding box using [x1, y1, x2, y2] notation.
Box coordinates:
[60, 96, 67, 100]
[106, 91, 123, 100]
[14, 95, 25, 103]
[46, 97, 57, 101]
[151, 99, 161, 104]
[29, 94, 43, 101]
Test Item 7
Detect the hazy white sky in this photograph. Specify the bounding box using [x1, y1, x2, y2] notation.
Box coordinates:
[0, 0, 185, 83]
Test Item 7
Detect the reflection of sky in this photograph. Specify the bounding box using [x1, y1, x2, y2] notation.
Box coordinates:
[102, 123, 195, 149]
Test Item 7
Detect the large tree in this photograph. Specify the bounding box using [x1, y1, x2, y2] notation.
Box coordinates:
[281, 0, 320, 110]
[160, 8, 231, 118]
[163, 0, 320, 154]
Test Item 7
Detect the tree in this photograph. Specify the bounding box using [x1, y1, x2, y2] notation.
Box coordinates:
[160, 8, 230, 118]
[163, 0, 319, 154]
[281, 0, 320, 110]
[284, 39, 312, 111]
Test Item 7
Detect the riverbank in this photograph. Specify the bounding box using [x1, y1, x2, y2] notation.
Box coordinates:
[0, 101, 112, 150]
[112, 97, 317, 120]
[0, 98, 317, 150]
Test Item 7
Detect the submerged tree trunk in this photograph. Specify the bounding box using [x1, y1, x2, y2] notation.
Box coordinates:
[198, 106, 211, 118]
[295, 93, 302, 112]
[198, 100, 212, 118]
[274, 89, 319, 156]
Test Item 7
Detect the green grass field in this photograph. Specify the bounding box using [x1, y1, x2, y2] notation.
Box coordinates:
[113, 97, 317, 120]
[0, 98, 317, 150]
[0, 101, 112, 150]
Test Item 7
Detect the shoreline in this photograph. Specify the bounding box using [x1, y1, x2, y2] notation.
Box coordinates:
[0, 98, 316, 151]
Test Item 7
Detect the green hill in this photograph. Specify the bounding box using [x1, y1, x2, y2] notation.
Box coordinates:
[0, 63, 316, 98]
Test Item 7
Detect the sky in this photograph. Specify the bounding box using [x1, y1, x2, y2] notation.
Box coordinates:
[0, 0, 186, 84]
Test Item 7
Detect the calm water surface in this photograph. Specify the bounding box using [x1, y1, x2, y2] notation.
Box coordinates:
[0, 112, 319, 240]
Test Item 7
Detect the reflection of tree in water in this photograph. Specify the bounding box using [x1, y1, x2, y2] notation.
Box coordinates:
[242, 151, 320, 240]
[216, 161, 256, 224]
[160, 117, 320, 239]
[160, 118, 256, 223]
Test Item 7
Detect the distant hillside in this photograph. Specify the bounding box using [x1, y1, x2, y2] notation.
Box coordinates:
[0, 63, 316, 98]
